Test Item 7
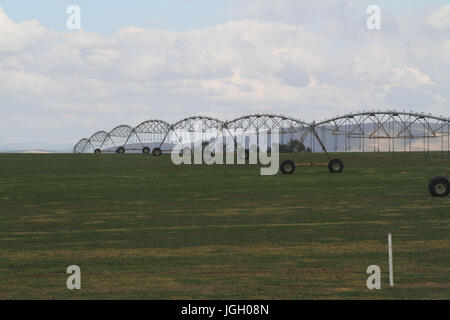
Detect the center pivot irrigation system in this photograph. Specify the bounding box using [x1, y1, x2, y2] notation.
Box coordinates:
[151, 116, 224, 157]
[278, 123, 344, 175]
[74, 110, 450, 197]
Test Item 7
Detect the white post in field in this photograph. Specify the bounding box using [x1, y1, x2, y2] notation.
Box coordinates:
[388, 233, 394, 287]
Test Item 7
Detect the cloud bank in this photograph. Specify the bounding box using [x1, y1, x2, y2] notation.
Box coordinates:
[0, 2, 449, 146]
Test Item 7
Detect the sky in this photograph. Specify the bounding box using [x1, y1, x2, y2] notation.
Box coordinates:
[0, 0, 242, 35]
[0, 0, 449, 149]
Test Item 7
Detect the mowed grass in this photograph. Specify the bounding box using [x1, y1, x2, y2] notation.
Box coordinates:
[0, 152, 449, 299]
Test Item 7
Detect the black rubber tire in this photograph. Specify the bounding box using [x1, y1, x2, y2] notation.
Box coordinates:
[328, 159, 344, 173]
[94, 149, 101, 154]
[152, 148, 162, 156]
[429, 176, 449, 197]
[142, 147, 150, 154]
[116, 147, 125, 154]
[280, 160, 296, 174]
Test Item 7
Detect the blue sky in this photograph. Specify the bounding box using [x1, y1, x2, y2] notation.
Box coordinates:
[1, 0, 448, 35]
[0, 0, 241, 35]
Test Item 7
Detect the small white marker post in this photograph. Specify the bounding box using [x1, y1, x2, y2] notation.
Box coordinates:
[388, 233, 394, 287]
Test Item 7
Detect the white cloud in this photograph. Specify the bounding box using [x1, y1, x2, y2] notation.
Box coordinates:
[426, 5, 450, 29]
[393, 67, 435, 86]
[0, 4, 449, 146]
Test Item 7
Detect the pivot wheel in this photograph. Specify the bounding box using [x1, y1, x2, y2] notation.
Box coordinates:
[116, 147, 125, 154]
[328, 159, 344, 173]
[94, 149, 101, 154]
[142, 147, 150, 154]
[152, 148, 162, 156]
[429, 176, 449, 197]
[280, 160, 296, 175]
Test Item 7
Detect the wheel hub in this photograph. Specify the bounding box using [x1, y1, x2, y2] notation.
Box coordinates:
[435, 183, 446, 194]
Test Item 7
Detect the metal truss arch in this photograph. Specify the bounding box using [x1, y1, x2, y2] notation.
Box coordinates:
[89, 130, 110, 141]
[74, 110, 450, 154]
[99, 124, 134, 151]
[87, 131, 110, 150]
[315, 110, 450, 127]
[171, 115, 225, 131]
[159, 115, 225, 146]
[222, 114, 313, 154]
[107, 124, 134, 137]
[225, 113, 310, 133]
[133, 119, 171, 134]
[123, 119, 172, 149]
[312, 110, 450, 153]
[74, 138, 89, 154]
[314, 110, 450, 139]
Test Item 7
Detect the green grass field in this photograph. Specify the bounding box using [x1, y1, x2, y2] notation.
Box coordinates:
[0, 152, 449, 299]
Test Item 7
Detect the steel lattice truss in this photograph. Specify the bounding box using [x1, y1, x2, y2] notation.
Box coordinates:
[316, 111, 450, 139]
[81, 131, 110, 153]
[73, 138, 90, 153]
[161, 116, 225, 146]
[225, 114, 309, 134]
[124, 120, 171, 149]
[99, 125, 133, 151]
[314, 111, 450, 153]
[74, 111, 450, 153]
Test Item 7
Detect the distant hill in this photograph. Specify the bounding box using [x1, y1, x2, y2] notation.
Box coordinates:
[21, 150, 54, 154]
[0, 143, 73, 153]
